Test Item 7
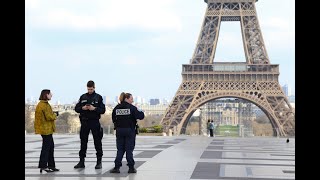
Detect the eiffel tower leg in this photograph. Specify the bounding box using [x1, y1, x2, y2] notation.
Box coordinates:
[161, 81, 295, 137]
[191, 14, 221, 64]
[264, 85, 295, 136]
[161, 82, 201, 134]
[241, 7, 270, 64]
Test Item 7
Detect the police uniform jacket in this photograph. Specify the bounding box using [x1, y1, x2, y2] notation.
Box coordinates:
[75, 91, 106, 120]
[112, 101, 144, 129]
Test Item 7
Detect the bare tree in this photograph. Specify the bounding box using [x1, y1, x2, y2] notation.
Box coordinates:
[25, 104, 34, 133]
[68, 114, 81, 133]
[255, 115, 269, 124]
[185, 122, 200, 135]
[56, 112, 72, 133]
[252, 121, 273, 136]
[100, 114, 113, 127]
[138, 114, 162, 127]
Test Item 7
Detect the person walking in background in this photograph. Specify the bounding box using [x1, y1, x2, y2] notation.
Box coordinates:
[110, 92, 144, 173]
[211, 120, 215, 137]
[34, 89, 59, 173]
[209, 120, 214, 137]
[74, 80, 106, 169]
[207, 120, 211, 137]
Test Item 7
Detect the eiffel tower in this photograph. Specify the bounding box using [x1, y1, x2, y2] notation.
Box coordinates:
[160, 0, 295, 137]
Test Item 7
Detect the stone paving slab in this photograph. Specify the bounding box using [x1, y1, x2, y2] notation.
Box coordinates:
[25, 135, 295, 179]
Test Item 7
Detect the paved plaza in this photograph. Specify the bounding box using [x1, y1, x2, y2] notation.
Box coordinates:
[25, 134, 295, 180]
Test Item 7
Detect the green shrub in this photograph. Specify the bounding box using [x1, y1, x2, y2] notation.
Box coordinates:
[152, 125, 163, 133]
[139, 127, 147, 133]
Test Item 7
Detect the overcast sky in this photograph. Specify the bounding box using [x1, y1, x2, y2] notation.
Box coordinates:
[25, 0, 295, 104]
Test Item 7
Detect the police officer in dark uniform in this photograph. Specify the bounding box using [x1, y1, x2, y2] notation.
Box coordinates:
[110, 92, 144, 173]
[74, 80, 106, 169]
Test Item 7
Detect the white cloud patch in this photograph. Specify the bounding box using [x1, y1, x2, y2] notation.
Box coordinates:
[26, 0, 182, 31]
[122, 56, 139, 65]
[263, 31, 295, 50]
[45, 9, 98, 29]
[217, 32, 243, 48]
[260, 17, 295, 51]
[261, 17, 292, 30]
[25, 0, 40, 9]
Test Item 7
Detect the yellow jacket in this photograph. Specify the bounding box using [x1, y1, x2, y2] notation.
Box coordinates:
[34, 100, 57, 135]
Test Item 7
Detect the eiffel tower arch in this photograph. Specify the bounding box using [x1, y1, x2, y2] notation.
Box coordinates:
[160, 0, 295, 137]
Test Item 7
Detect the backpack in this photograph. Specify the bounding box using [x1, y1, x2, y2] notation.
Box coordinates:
[209, 123, 214, 129]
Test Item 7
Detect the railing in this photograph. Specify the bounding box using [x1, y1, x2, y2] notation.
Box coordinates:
[159, 124, 295, 138]
[182, 64, 279, 73]
[26, 124, 294, 138]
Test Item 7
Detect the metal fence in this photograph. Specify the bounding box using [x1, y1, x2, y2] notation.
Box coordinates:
[160, 125, 295, 138]
[26, 124, 294, 138]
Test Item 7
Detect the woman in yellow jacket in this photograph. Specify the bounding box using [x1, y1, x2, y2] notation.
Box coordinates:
[34, 89, 59, 173]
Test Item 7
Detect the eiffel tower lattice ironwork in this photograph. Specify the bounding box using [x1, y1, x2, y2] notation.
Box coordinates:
[160, 0, 295, 137]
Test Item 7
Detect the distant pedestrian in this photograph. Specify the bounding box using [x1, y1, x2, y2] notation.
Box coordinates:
[34, 89, 59, 173]
[209, 120, 214, 137]
[207, 120, 211, 136]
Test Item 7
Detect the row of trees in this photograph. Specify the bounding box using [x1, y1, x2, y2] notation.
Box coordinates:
[182, 114, 274, 136]
[99, 113, 163, 134]
[26, 103, 273, 136]
[25, 105, 34, 133]
[25, 104, 164, 134]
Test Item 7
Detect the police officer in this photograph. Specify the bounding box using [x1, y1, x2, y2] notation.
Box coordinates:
[110, 92, 144, 173]
[74, 80, 106, 169]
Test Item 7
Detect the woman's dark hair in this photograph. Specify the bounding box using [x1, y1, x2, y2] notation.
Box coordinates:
[87, 80, 95, 88]
[39, 89, 51, 100]
[119, 92, 132, 103]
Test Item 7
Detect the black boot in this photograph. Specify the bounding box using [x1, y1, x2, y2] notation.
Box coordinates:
[74, 158, 85, 168]
[40, 168, 54, 173]
[48, 167, 60, 171]
[110, 167, 120, 173]
[128, 166, 137, 173]
[95, 157, 102, 169]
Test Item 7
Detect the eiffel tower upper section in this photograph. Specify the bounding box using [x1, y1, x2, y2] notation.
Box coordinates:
[192, 0, 268, 65]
